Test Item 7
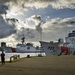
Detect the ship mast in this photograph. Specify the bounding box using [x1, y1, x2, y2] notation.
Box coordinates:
[21, 35, 25, 44]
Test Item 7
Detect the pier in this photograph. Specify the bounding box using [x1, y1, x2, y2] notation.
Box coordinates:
[0, 55, 75, 75]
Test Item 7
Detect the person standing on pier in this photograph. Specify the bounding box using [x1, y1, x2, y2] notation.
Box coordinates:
[0, 51, 5, 65]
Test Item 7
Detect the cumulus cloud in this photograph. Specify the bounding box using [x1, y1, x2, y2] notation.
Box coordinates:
[0, 0, 75, 45]
[5, 0, 75, 10]
[26, 15, 44, 36]
[0, 0, 75, 16]
[25, 15, 44, 28]
[43, 17, 75, 29]
[14, 27, 40, 42]
[41, 17, 75, 41]
[13, 15, 45, 41]
[26, 15, 42, 25]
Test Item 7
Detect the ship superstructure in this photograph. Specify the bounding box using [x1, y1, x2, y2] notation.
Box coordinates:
[15, 36, 42, 53]
[65, 30, 75, 49]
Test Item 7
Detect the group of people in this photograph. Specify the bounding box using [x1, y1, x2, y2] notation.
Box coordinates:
[0, 51, 5, 65]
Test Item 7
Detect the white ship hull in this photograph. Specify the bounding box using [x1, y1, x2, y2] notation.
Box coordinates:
[40, 41, 61, 55]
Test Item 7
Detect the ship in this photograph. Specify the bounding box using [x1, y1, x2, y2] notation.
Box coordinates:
[65, 30, 75, 49]
[39, 30, 75, 55]
[15, 36, 44, 53]
[0, 36, 45, 61]
[39, 39, 63, 56]
[0, 30, 75, 61]
[0, 36, 44, 53]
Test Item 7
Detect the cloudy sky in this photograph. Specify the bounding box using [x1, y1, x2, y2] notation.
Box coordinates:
[0, 0, 75, 47]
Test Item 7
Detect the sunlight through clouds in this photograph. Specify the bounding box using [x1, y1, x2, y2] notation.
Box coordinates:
[0, 0, 75, 46]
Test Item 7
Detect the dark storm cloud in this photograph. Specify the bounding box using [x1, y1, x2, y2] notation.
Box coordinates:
[0, 16, 17, 38]
[0, 4, 8, 14]
[0, 0, 16, 4]
[0, 29, 16, 38]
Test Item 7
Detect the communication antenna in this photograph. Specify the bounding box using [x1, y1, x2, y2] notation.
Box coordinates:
[21, 34, 25, 44]
[40, 29, 42, 41]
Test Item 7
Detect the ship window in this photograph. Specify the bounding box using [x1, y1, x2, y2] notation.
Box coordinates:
[47, 46, 55, 50]
[27, 46, 30, 50]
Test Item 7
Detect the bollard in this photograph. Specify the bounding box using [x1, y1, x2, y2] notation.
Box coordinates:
[27, 55, 31, 58]
[10, 55, 20, 63]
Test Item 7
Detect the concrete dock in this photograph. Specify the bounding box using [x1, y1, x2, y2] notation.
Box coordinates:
[0, 55, 75, 75]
